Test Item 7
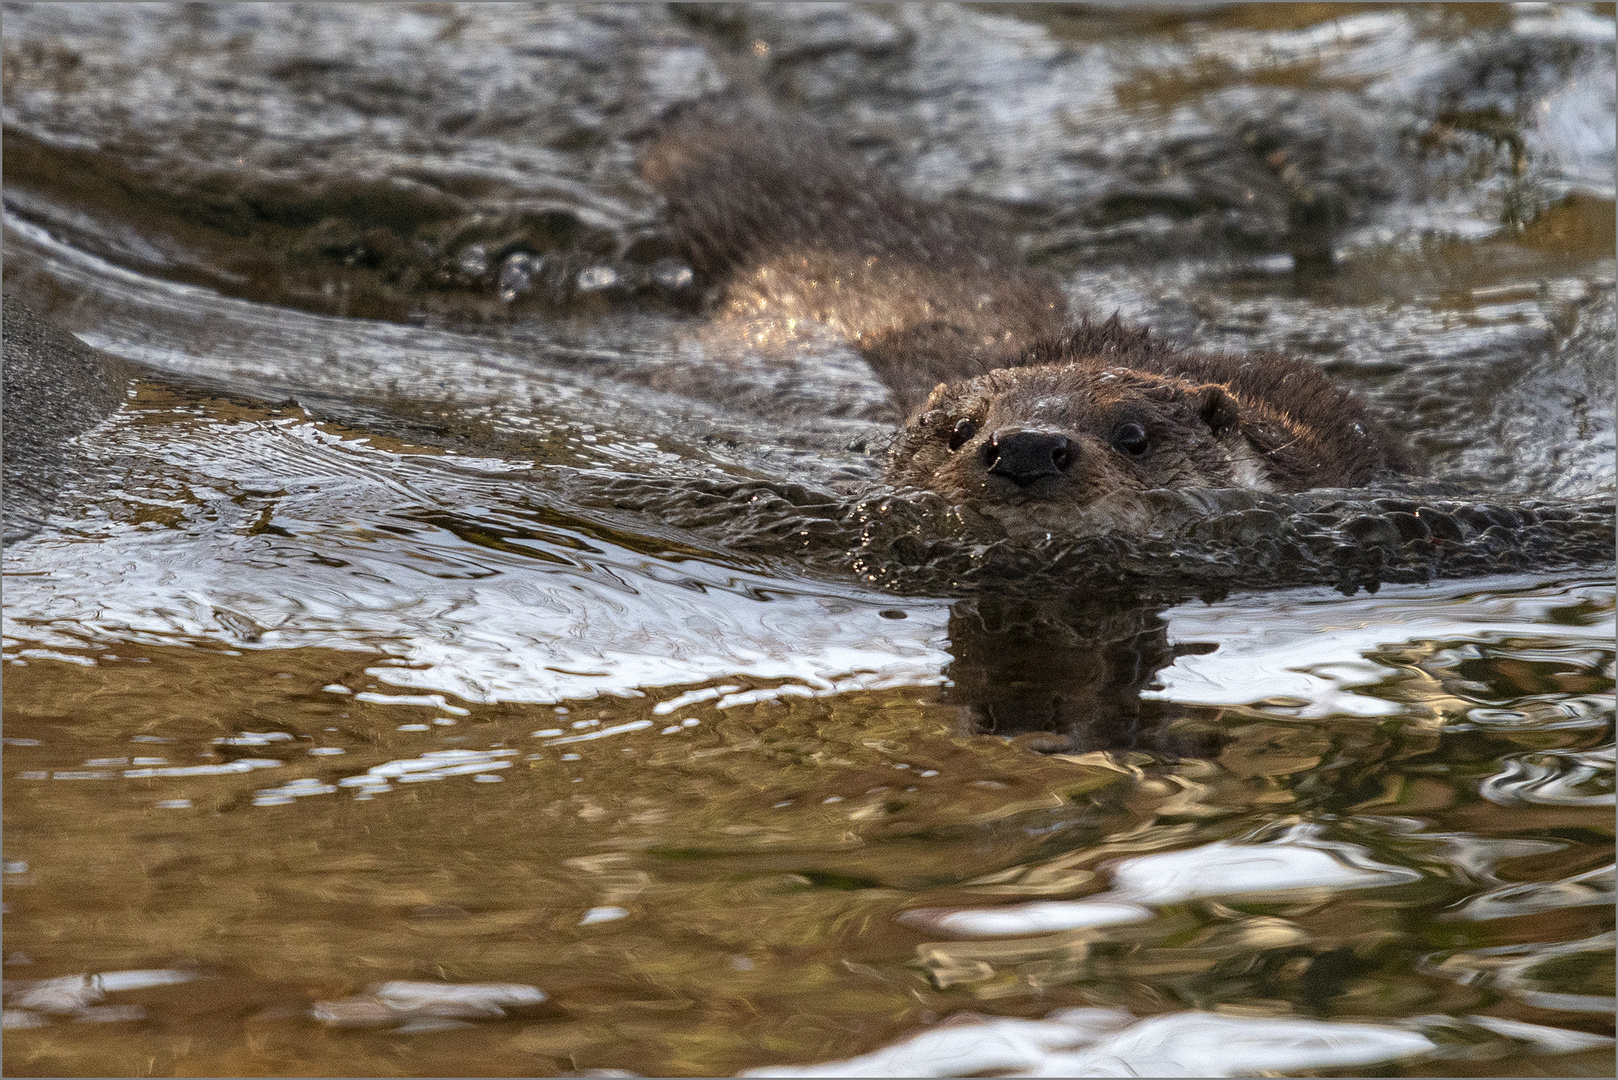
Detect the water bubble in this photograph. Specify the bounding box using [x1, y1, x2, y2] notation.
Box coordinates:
[575, 265, 620, 293]
[649, 258, 694, 293]
[456, 244, 489, 278]
[497, 252, 540, 302]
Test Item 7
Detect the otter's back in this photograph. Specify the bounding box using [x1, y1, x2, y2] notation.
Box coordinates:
[642, 112, 1069, 412]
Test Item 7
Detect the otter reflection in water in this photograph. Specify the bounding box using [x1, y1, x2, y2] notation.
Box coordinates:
[943, 592, 1228, 759]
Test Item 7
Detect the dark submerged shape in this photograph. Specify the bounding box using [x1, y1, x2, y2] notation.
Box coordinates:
[643, 107, 1415, 532]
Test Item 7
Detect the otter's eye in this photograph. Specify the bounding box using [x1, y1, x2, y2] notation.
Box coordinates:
[1113, 422, 1149, 455]
[948, 417, 979, 450]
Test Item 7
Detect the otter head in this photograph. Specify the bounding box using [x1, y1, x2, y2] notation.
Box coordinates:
[887, 363, 1261, 534]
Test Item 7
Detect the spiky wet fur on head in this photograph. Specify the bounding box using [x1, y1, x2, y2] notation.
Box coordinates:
[889, 362, 1261, 533]
[888, 318, 1416, 533]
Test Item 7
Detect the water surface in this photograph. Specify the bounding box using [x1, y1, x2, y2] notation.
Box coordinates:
[3, 4, 1613, 1076]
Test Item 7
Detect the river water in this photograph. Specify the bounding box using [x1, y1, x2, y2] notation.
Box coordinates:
[2, 4, 1613, 1076]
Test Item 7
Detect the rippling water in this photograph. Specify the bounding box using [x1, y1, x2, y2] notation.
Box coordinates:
[3, 4, 1613, 1077]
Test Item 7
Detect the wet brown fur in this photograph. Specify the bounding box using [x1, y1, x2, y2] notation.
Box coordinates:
[641, 110, 1414, 525]
[642, 114, 1068, 410]
[1008, 317, 1413, 490]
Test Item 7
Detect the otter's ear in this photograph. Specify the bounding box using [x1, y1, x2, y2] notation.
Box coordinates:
[1195, 385, 1239, 435]
[922, 382, 952, 410]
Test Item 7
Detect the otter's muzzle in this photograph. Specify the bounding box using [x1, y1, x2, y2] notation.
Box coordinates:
[983, 430, 1076, 487]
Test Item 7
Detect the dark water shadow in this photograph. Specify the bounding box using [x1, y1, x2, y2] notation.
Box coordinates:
[942, 591, 1228, 760]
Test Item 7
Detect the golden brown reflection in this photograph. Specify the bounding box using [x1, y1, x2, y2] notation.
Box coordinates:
[3, 619, 1611, 1077]
[0, 643, 1134, 1076]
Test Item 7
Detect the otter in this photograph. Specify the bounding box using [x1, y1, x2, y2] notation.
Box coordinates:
[641, 110, 1413, 530]
[889, 318, 1415, 533]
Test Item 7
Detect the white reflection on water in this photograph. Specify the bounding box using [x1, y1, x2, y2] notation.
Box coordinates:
[741, 1007, 1437, 1078]
[900, 823, 1419, 938]
[1447, 863, 1616, 922]
[653, 685, 740, 713]
[4, 969, 198, 1028]
[900, 900, 1152, 937]
[1479, 746, 1615, 807]
[544, 719, 655, 745]
[580, 906, 629, 926]
[1103, 827, 1421, 902]
[352, 691, 471, 715]
[330, 747, 521, 798]
[0, 407, 952, 707]
[1151, 576, 1615, 715]
[1462, 1015, 1615, 1055]
[122, 758, 282, 778]
[310, 980, 546, 1030]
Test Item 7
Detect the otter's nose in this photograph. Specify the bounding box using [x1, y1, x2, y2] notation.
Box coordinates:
[982, 430, 1076, 487]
